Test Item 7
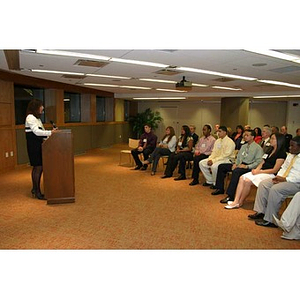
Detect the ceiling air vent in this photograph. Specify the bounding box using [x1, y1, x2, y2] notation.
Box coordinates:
[155, 66, 182, 76]
[74, 59, 109, 68]
[213, 77, 236, 82]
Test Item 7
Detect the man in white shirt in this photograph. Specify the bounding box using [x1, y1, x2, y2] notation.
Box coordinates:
[249, 136, 300, 227]
[199, 126, 235, 187]
[273, 192, 300, 240]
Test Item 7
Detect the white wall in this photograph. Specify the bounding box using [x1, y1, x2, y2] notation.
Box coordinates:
[138, 100, 220, 138]
[248, 101, 287, 129]
[138, 99, 300, 138]
[287, 100, 300, 136]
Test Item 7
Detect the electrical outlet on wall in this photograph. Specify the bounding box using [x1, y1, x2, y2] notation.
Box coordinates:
[5, 152, 9, 158]
[10, 151, 14, 157]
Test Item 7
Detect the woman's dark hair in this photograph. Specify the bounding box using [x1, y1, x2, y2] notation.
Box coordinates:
[26, 99, 43, 118]
[236, 125, 244, 133]
[162, 126, 175, 143]
[254, 127, 262, 136]
[272, 133, 286, 154]
[181, 125, 191, 147]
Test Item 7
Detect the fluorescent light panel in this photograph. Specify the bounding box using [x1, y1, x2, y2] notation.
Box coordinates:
[109, 57, 168, 68]
[36, 49, 111, 61]
[176, 67, 257, 81]
[245, 49, 300, 64]
[212, 86, 242, 91]
[139, 78, 177, 84]
[258, 80, 300, 89]
[83, 83, 151, 90]
[31, 69, 85, 76]
[86, 73, 131, 80]
[253, 95, 300, 99]
[156, 88, 186, 93]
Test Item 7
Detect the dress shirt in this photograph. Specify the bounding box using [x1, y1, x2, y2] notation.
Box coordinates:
[208, 135, 235, 163]
[194, 135, 216, 156]
[277, 153, 300, 183]
[139, 131, 157, 148]
[159, 135, 177, 152]
[235, 141, 263, 169]
[25, 114, 52, 137]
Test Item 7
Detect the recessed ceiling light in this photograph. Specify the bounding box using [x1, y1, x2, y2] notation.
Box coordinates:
[86, 73, 131, 80]
[36, 50, 111, 61]
[139, 78, 177, 84]
[30, 69, 85, 76]
[257, 80, 300, 89]
[156, 88, 186, 93]
[212, 86, 242, 91]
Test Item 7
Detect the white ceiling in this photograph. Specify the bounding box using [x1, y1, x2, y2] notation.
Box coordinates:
[1, 49, 300, 100]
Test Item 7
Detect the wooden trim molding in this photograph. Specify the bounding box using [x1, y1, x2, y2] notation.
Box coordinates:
[4, 50, 20, 70]
[0, 68, 114, 97]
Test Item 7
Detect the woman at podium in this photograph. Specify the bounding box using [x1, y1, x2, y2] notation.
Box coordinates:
[25, 99, 56, 199]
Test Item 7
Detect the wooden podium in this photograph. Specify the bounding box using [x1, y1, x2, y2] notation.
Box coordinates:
[42, 130, 75, 204]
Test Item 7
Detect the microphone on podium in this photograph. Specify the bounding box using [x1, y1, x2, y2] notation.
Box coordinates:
[50, 120, 57, 129]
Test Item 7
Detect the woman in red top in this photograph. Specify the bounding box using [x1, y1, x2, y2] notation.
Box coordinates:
[254, 127, 262, 144]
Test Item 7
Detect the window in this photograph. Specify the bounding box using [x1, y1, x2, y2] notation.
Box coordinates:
[96, 97, 114, 122]
[96, 96, 106, 122]
[14, 85, 45, 125]
[64, 92, 81, 123]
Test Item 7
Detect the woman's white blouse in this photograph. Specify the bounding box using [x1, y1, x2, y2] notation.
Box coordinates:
[25, 114, 52, 137]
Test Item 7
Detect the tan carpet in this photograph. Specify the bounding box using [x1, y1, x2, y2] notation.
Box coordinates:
[0, 144, 299, 249]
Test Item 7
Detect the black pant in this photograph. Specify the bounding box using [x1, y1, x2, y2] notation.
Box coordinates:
[191, 153, 209, 180]
[215, 163, 250, 199]
[131, 147, 154, 168]
[164, 152, 193, 177]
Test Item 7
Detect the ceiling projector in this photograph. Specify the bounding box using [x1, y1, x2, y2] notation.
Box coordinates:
[175, 76, 192, 89]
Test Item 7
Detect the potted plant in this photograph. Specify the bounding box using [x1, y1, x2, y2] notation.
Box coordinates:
[129, 108, 163, 138]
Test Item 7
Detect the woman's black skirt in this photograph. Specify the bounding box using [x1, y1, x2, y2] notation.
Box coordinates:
[26, 133, 44, 166]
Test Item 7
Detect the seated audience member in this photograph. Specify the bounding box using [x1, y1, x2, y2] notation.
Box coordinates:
[253, 127, 262, 144]
[199, 126, 235, 187]
[244, 124, 251, 130]
[224, 133, 286, 209]
[280, 125, 293, 152]
[273, 191, 300, 240]
[189, 124, 216, 186]
[161, 125, 193, 180]
[213, 124, 220, 139]
[271, 125, 279, 134]
[142, 126, 177, 175]
[231, 125, 244, 150]
[189, 125, 199, 147]
[296, 128, 300, 137]
[131, 124, 157, 171]
[212, 130, 263, 203]
[259, 126, 272, 153]
[247, 136, 300, 226]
